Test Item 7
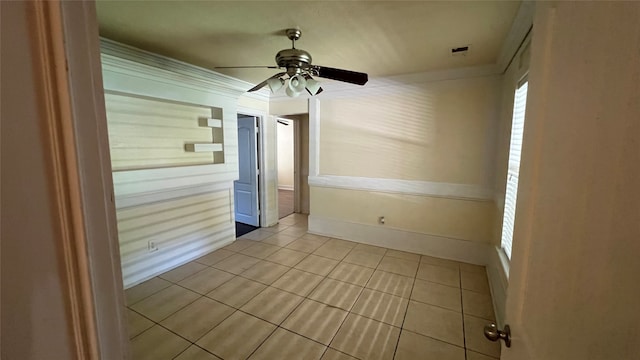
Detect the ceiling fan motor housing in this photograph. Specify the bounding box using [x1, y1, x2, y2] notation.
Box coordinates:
[244, 28, 368, 93]
[276, 48, 312, 76]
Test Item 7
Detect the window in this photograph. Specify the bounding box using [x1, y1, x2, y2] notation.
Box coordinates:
[501, 81, 528, 259]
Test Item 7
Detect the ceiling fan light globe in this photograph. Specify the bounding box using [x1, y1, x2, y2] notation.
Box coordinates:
[288, 74, 307, 93]
[266, 77, 284, 93]
[305, 78, 322, 95]
[285, 85, 301, 98]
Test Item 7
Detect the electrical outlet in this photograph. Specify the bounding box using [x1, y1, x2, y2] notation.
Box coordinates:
[148, 241, 158, 252]
[378, 216, 385, 225]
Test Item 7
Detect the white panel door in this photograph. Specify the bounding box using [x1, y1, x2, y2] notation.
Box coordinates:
[501, 2, 640, 359]
[234, 116, 260, 226]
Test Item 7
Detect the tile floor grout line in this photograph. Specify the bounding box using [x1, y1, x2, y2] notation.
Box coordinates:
[170, 343, 219, 360]
[130, 271, 242, 327]
[316, 241, 364, 360]
[400, 294, 468, 314]
[398, 328, 470, 351]
[127, 307, 159, 341]
[390, 253, 420, 360]
[125, 284, 170, 308]
[242, 255, 332, 360]
[318, 247, 388, 360]
[459, 263, 469, 360]
[131, 288, 204, 323]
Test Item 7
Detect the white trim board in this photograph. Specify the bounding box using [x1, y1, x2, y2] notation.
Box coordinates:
[487, 246, 510, 328]
[308, 98, 321, 178]
[278, 185, 294, 191]
[309, 175, 494, 201]
[309, 215, 492, 266]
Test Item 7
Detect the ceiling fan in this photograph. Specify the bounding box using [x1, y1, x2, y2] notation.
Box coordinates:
[216, 29, 368, 97]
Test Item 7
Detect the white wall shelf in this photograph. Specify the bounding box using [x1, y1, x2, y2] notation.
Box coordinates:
[184, 143, 223, 152]
[200, 117, 222, 128]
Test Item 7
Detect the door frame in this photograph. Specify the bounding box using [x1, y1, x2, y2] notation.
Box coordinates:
[277, 116, 302, 214]
[293, 118, 302, 213]
[238, 107, 269, 227]
[26, 1, 128, 358]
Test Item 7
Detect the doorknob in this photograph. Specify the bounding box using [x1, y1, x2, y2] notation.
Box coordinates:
[484, 323, 511, 347]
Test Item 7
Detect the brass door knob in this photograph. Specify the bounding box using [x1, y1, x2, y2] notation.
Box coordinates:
[484, 323, 511, 348]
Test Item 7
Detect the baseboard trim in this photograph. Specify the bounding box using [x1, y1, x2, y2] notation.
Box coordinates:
[487, 245, 509, 327]
[308, 215, 491, 265]
[308, 175, 494, 201]
[123, 235, 235, 289]
[278, 185, 294, 191]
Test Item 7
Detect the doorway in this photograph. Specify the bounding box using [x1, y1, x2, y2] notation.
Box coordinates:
[234, 114, 261, 236]
[277, 118, 295, 219]
[276, 114, 310, 219]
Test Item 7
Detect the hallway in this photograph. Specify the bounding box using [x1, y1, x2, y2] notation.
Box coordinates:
[278, 189, 294, 219]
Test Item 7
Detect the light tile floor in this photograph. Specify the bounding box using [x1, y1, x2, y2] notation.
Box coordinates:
[126, 213, 500, 360]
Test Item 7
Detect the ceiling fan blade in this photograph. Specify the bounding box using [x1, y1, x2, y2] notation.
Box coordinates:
[247, 72, 286, 92]
[215, 66, 279, 69]
[313, 66, 368, 85]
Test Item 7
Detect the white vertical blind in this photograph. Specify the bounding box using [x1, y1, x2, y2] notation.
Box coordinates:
[501, 81, 528, 259]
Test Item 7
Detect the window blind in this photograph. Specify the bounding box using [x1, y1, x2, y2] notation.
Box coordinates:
[501, 81, 528, 259]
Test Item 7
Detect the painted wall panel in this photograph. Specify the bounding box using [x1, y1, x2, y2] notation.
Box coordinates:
[310, 76, 500, 245]
[117, 190, 234, 285]
[101, 41, 270, 287]
[311, 187, 494, 243]
[319, 76, 500, 185]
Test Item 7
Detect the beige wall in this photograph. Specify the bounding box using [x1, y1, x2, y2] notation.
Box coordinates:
[311, 187, 494, 242]
[270, 99, 308, 116]
[277, 120, 295, 189]
[311, 76, 500, 244]
[238, 94, 269, 113]
[320, 77, 500, 185]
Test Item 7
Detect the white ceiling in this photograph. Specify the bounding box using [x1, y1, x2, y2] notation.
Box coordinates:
[96, 1, 521, 85]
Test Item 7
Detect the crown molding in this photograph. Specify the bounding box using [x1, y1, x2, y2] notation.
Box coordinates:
[99, 38, 270, 101]
[269, 64, 500, 101]
[496, 0, 535, 73]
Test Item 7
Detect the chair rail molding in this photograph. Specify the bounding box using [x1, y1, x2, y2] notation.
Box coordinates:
[309, 175, 494, 201]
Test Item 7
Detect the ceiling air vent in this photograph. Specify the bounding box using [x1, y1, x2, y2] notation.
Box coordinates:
[451, 45, 470, 57]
